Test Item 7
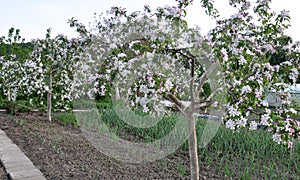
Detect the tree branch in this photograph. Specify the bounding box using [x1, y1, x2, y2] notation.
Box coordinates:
[206, 87, 223, 102]
[195, 100, 214, 110]
[195, 62, 218, 101]
[164, 92, 186, 111]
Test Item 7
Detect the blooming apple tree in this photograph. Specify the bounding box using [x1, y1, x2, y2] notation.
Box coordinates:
[26, 28, 86, 121]
[0, 28, 27, 113]
[70, 5, 225, 180]
[178, 0, 300, 148]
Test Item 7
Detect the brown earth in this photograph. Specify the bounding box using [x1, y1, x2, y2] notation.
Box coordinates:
[0, 162, 9, 180]
[0, 112, 226, 180]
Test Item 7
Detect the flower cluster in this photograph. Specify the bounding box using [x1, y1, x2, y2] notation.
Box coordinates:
[208, 0, 300, 147]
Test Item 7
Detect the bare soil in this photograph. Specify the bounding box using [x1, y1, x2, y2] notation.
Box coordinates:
[0, 163, 9, 180]
[0, 112, 226, 180]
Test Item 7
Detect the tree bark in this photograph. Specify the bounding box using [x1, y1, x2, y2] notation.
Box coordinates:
[115, 86, 120, 100]
[187, 112, 200, 180]
[47, 71, 52, 121]
[7, 88, 11, 102]
[188, 57, 200, 180]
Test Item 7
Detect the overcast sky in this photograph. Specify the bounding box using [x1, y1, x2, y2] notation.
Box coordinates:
[1, 0, 299, 42]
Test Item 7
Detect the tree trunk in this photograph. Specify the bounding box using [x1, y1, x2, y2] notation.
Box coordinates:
[6, 88, 16, 115]
[115, 86, 120, 100]
[7, 88, 11, 102]
[47, 71, 52, 121]
[186, 112, 200, 180]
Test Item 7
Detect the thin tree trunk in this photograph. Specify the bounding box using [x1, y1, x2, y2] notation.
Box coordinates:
[188, 57, 199, 180]
[7, 88, 11, 102]
[47, 71, 52, 121]
[7, 88, 14, 115]
[187, 112, 199, 180]
[115, 86, 120, 100]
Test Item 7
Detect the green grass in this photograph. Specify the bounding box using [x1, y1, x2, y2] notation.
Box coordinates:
[56, 103, 300, 179]
[54, 112, 78, 127]
[195, 120, 300, 179]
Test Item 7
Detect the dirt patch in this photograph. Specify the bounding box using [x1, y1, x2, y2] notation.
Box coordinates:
[0, 112, 225, 179]
[0, 163, 9, 180]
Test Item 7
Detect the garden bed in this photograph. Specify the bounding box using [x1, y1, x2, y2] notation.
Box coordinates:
[0, 112, 224, 179]
[0, 111, 299, 179]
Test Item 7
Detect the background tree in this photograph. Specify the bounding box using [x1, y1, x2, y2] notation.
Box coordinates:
[27, 28, 85, 121]
[0, 28, 29, 114]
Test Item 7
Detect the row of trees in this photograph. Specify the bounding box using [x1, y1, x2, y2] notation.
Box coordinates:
[0, 27, 86, 120]
[0, 0, 300, 179]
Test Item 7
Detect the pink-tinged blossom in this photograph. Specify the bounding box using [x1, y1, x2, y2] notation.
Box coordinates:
[227, 105, 241, 117]
[265, 71, 272, 80]
[236, 117, 247, 127]
[140, 85, 148, 94]
[230, 13, 243, 19]
[100, 85, 106, 96]
[288, 127, 295, 137]
[233, 79, 241, 87]
[249, 121, 258, 130]
[162, 62, 170, 69]
[264, 63, 274, 71]
[273, 65, 280, 72]
[261, 100, 268, 107]
[220, 48, 228, 62]
[165, 79, 174, 91]
[241, 85, 252, 94]
[238, 55, 246, 65]
[117, 53, 127, 58]
[143, 105, 150, 113]
[288, 140, 293, 149]
[281, 61, 292, 66]
[226, 119, 235, 130]
[289, 108, 297, 115]
[261, 44, 275, 53]
[148, 81, 156, 88]
[157, 88, 163, 94]
[254, 88, 263, 99]
[139, 97, 148, 106]
[289, 68, 299, 83]
[261, 114, 270, 126]
[282, 100, 290, 105]
[280, 10, 290, 18]
[272, 133, 282, 144]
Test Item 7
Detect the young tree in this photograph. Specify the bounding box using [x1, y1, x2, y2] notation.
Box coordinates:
[71, 0, 300, 179]
[180, 0, 300, 148]
[70, 6, 225, 180]
[0, 28, 27, 114]
[27, 28, 85, 121]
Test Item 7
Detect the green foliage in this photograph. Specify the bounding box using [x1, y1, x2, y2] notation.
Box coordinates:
[201, 82, 211, 99]
[74, 103, 300, 178]
[0, 27, 32, 62]
[55, 112, 78, 127]
[0, 42, 33, 61]
[99, 103, 179, 141]
[194, 118, 300, 179]
[14, 100, 34, 112]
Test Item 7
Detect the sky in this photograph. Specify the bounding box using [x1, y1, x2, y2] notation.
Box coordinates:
[1, 0, 300, 42]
